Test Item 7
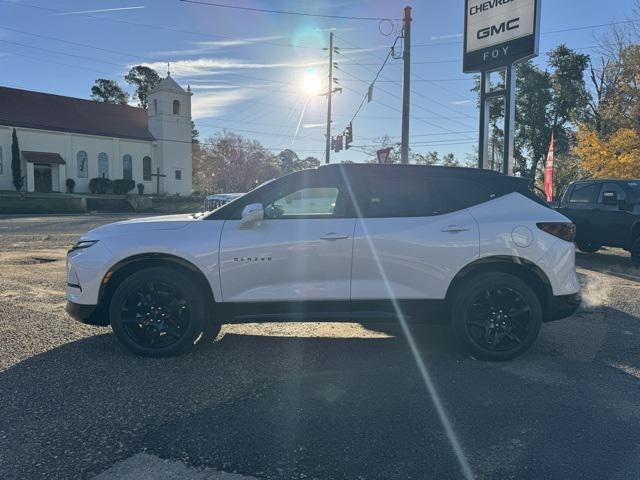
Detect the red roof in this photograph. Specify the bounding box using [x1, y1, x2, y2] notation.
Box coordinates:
[0, 86, 155, 141]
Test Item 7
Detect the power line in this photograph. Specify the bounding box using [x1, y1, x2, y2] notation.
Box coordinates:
[0, 0, 319, 49]
[413, 18, 640, 47]
[179, 0, 398, 21]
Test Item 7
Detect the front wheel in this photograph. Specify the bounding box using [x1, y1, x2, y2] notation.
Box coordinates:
[451, 272, 543, 361]
[110, 267, 206, 357]
[576, 241, 601, 253]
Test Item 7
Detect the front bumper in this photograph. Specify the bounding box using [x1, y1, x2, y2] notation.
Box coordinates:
[545, 292, 582, 322]
[66, 301, 109, 326]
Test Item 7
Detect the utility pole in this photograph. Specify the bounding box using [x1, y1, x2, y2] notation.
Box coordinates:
[325, 31, 334, 164]
[400, 6, 412, 164]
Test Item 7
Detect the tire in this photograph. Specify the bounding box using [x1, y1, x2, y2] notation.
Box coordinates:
[451, 272, 543, 361]
[576, 241, 601, 253]
[631, 237, 640, 267]
[109, 267, 206, 357]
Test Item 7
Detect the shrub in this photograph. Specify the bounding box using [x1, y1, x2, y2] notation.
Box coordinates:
[89, 177, 113, 194]
[65, 178, 76, 193]
[137, 183, 145, 195]
[112, 179, 136, 194]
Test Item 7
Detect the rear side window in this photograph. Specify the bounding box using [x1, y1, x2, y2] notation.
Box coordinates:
[358, 175, 440, 218]
[569, 183, 600, 203]
[432, 178, 496, 213]
[598, 183, 627, 203]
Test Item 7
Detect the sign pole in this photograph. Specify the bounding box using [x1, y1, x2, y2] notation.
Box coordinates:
[502, 64, 516, 175]
[478, 71, 489, 169]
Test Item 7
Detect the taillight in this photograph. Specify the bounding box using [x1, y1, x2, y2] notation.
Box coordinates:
[537, 222, 576, 242]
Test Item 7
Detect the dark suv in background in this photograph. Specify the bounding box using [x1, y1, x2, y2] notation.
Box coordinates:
[558, 179, 640, 265]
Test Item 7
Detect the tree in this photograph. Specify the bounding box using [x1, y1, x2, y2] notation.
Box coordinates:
[201, 132, 280, 193]
[298, 156, 321, 170]
[191, 121, 200, 144]
[125, 66, 160, 109]
[11, 128, 22, 191]
[575, 127, 640, 178]
[277, 149, 299, 174]
[90, 79, 129, 105]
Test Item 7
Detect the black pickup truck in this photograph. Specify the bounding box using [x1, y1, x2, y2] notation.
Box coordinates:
[557, 179, 640, 266]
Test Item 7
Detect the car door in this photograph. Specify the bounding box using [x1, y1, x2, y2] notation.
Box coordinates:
[561, 182, 600, 242]
[350, 172, 479, 302]
[219, 169, 356, 303]
[591, 182, 634, 247]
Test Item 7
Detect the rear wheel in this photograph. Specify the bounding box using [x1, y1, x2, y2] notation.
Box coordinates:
[576, 241, 601, 253]
[110, 267, 206, 357]
[451, 272, 543, 361]
[631, 237, 640, 267]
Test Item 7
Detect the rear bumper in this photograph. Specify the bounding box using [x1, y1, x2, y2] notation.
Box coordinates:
[65, 301, 109, 326]
[546, 292, 581, 322]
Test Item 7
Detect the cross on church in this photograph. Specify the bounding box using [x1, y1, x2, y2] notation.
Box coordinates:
[150, 167, 166, 194]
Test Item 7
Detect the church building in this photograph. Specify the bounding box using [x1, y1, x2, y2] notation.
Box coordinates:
[0, 74, 193, 195]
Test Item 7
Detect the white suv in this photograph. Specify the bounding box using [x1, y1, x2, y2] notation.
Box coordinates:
[66, 164, 581, 360]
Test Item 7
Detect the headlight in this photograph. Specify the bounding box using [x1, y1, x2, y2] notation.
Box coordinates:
[69, 240, 99, 252]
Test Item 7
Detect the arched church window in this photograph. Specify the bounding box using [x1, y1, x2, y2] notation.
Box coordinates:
[173, 99, 180, 115]
[98, 152, 109, 178]
[143, 156, 152, 181]
[77, 151, 88, 178]
[122, 154, 133, 180]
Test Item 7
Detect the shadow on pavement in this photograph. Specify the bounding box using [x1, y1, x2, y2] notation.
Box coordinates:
[2, 315, 640, 480]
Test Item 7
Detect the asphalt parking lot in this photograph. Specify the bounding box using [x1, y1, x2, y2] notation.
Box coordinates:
[1, 214, 639, 480]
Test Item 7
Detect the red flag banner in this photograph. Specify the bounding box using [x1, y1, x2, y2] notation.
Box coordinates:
[544, 131, 555, 202]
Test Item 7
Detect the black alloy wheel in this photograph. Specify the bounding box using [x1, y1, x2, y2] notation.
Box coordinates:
[110, 267, 207, 357]
[451, 272, 542, 361]
[120, 281, 190, 349]
[465, 287, 532, 353]
[631, 237, 640, 267]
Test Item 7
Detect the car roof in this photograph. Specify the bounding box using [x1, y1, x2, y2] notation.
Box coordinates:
[573, 178, 640, 184]
[319, 163, 501, 176]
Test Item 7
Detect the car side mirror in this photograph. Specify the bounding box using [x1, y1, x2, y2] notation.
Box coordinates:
[240, 203, 264, 228]
[602, 191, 618, 206]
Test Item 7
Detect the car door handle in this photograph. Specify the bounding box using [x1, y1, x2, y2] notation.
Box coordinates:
[320, 233, 350, 241]
[441, 225, 471, 233]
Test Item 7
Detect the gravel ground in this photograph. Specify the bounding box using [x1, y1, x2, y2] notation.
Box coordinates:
[1, 214, 640, 480]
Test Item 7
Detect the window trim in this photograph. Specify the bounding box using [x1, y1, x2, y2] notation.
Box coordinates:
[172, 99, 181, 115]
[97, 152, 109, 179]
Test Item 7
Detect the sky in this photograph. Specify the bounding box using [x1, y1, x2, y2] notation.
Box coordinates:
[0, 0, 638, 163]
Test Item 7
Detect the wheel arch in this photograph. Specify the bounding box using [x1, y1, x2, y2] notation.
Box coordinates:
[98, 253, 216, 315]
[445, 256, 554, 318]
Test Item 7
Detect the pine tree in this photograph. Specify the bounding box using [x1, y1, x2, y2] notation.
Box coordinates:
[11, 128, 22, 192]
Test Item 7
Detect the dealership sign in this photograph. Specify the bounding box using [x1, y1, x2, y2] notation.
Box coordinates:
[463, 0, 540, 72]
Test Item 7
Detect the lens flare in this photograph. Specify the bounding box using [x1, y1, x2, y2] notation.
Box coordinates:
[301, 69, 323, 96]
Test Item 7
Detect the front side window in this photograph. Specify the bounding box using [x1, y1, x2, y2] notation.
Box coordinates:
[359, 175, 440, 218]
[569, 183, 599, 203]
[77, 151, 88, 178]
[265, 187, 339, 219]
[122, 154, 133, 180]
[98, 152, 109, 178]
[143, 156, 152, 181]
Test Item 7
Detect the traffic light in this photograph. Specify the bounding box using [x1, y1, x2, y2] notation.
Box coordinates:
[344, 122, 353, 150]
[335, 134, 343, 152]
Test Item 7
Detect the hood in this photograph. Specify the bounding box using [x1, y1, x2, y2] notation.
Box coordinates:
[82, 214, 197, 239]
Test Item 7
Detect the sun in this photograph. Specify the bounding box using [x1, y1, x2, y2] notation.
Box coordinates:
[302, 69, 323, 96]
